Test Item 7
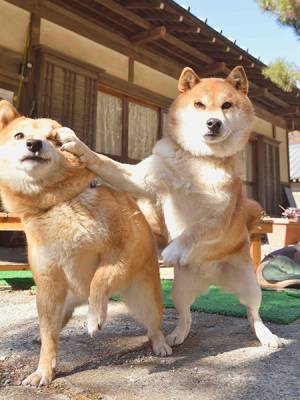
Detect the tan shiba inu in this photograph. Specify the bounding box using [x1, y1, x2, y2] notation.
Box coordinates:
[59, 66, 282, 349]
[0, 101, 171, 386]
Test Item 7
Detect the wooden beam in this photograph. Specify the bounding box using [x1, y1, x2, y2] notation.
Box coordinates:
[147, 15, 185, 22]
[94, 0, 150, 30]
[128, 58, 134, 82]
[71, 0, 134, 34]
[96, 0, 211, 65]
[265, 91, 289, 108]
[249, 88, 269, 98]
[198, 62, 229, 77]
[163, 32, 213, 64]
[131, 26, 166, 45]
[165, 24, 201, 33]
[273, 106, 300, 117]
[0, 264, 30, 271]
[125, 1, 166, 10]
[188, 37, 217, 43]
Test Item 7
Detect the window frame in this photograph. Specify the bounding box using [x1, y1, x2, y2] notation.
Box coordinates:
[97, 85, 166, 163]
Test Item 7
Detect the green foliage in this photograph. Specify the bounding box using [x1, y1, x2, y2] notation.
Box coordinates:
[257, 0, 300, 36]
[262, 58, 300, 91]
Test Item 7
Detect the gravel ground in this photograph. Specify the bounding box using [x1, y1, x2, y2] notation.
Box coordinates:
[0, 288, 299, 400]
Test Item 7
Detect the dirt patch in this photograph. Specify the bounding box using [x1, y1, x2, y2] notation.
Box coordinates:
[0, 290, 299, 400]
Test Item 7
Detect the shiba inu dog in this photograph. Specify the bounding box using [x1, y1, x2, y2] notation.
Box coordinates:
[0, 101, 171, 386]
[60, 66, 282, 349]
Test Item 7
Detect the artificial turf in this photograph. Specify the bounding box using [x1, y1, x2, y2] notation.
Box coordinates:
[1, 271, 299, 324]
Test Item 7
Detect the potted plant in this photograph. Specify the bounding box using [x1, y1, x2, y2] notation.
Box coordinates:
[266, 208, 300, 247]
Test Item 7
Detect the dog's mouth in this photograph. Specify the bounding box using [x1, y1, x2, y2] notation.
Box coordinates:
[21, 155, 51, 163]
[203, 131, 230, 144]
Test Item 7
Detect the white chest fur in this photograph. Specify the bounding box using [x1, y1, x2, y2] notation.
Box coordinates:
[153, 139, 237, 239]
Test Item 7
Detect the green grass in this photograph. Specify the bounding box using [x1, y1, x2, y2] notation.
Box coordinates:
[0, 270, 35, 290]
[161, 280, 300, 325]
[1, 271, 299, 324]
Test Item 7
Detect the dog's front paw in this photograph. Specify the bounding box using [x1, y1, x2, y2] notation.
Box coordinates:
[22, 368, 54, 387]
[56, 127, 78, 144]
[57, 127, 93, 163]
[61, 141, 89, 162]
[162, 240, 189, 267]
[152, 339, 172, 357]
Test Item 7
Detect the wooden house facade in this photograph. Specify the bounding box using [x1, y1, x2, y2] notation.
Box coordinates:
[0, 0, 300, 216]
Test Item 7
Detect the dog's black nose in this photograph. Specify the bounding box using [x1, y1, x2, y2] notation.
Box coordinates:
[26, 139, 43, 153]
[206, 118, 222, 133]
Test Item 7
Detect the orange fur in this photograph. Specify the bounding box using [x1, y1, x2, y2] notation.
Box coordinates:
[0, 101, 171, 386]
[59, 66, 282, 349]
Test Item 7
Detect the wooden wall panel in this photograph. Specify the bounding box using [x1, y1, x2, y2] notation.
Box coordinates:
[35, 46, 100, 147]
[256, 134, 281, 216]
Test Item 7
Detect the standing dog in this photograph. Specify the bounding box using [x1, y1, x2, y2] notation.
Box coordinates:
[0, 101, 171, 386]
[60, 66, 282, 349]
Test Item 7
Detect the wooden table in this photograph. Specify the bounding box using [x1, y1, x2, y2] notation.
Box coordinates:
[0, 212, 29, 271]
[250, 219, 273, 272]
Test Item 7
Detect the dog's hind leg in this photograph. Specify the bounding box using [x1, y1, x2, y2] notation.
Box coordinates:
[218, 253, 283, 348]
[61, 293, 76, 329]
[123, 257, 172, 357]
[87, 264, 113, 337]
[166, 266, 207, 347]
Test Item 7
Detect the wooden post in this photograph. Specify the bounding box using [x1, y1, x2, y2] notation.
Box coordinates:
[21, 1, 41, 116]
[250, 233, 261, 272]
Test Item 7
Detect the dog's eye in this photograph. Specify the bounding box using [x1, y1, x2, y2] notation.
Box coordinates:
[194, 101, 205, 109]
[222, 102, 232, 110]
[14, 132, 24, 140]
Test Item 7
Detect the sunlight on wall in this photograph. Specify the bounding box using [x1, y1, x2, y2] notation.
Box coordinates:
[134, 62, 178, 99]
[0, 0, 29, 53]
[40, 19, 128, 80]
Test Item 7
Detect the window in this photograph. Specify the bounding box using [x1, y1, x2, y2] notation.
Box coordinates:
[128, 101, 158, 160]
[95, 91, 122, 156]
[239, 141, 256, 198]
[96, 88, 166, 162]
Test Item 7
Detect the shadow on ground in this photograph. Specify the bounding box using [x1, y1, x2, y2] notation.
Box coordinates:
[0, 291, 299, 400]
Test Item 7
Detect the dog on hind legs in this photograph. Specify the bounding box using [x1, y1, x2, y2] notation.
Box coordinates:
[0, 101, 171, 386]
[60, 66, 282, 349]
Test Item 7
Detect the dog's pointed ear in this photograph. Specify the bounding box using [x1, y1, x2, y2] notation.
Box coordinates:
[178, 67, 200, 92]
[226, 66, 248, 94]
[0, 100, 19, 131]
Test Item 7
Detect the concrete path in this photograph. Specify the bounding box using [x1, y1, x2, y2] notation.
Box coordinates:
[0, 289, 299, 400]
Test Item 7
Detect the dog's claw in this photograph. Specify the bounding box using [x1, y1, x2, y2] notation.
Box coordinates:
[87, 311, 105, 337]
[260, 334, 284, 348]
[22, 369, 54, 386]
[151, 332, 173, 356]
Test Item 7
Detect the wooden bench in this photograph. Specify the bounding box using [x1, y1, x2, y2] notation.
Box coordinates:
[0, 212, 272, 272]
[250, 219, 273, 272]
[0, 212, 29, 271]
